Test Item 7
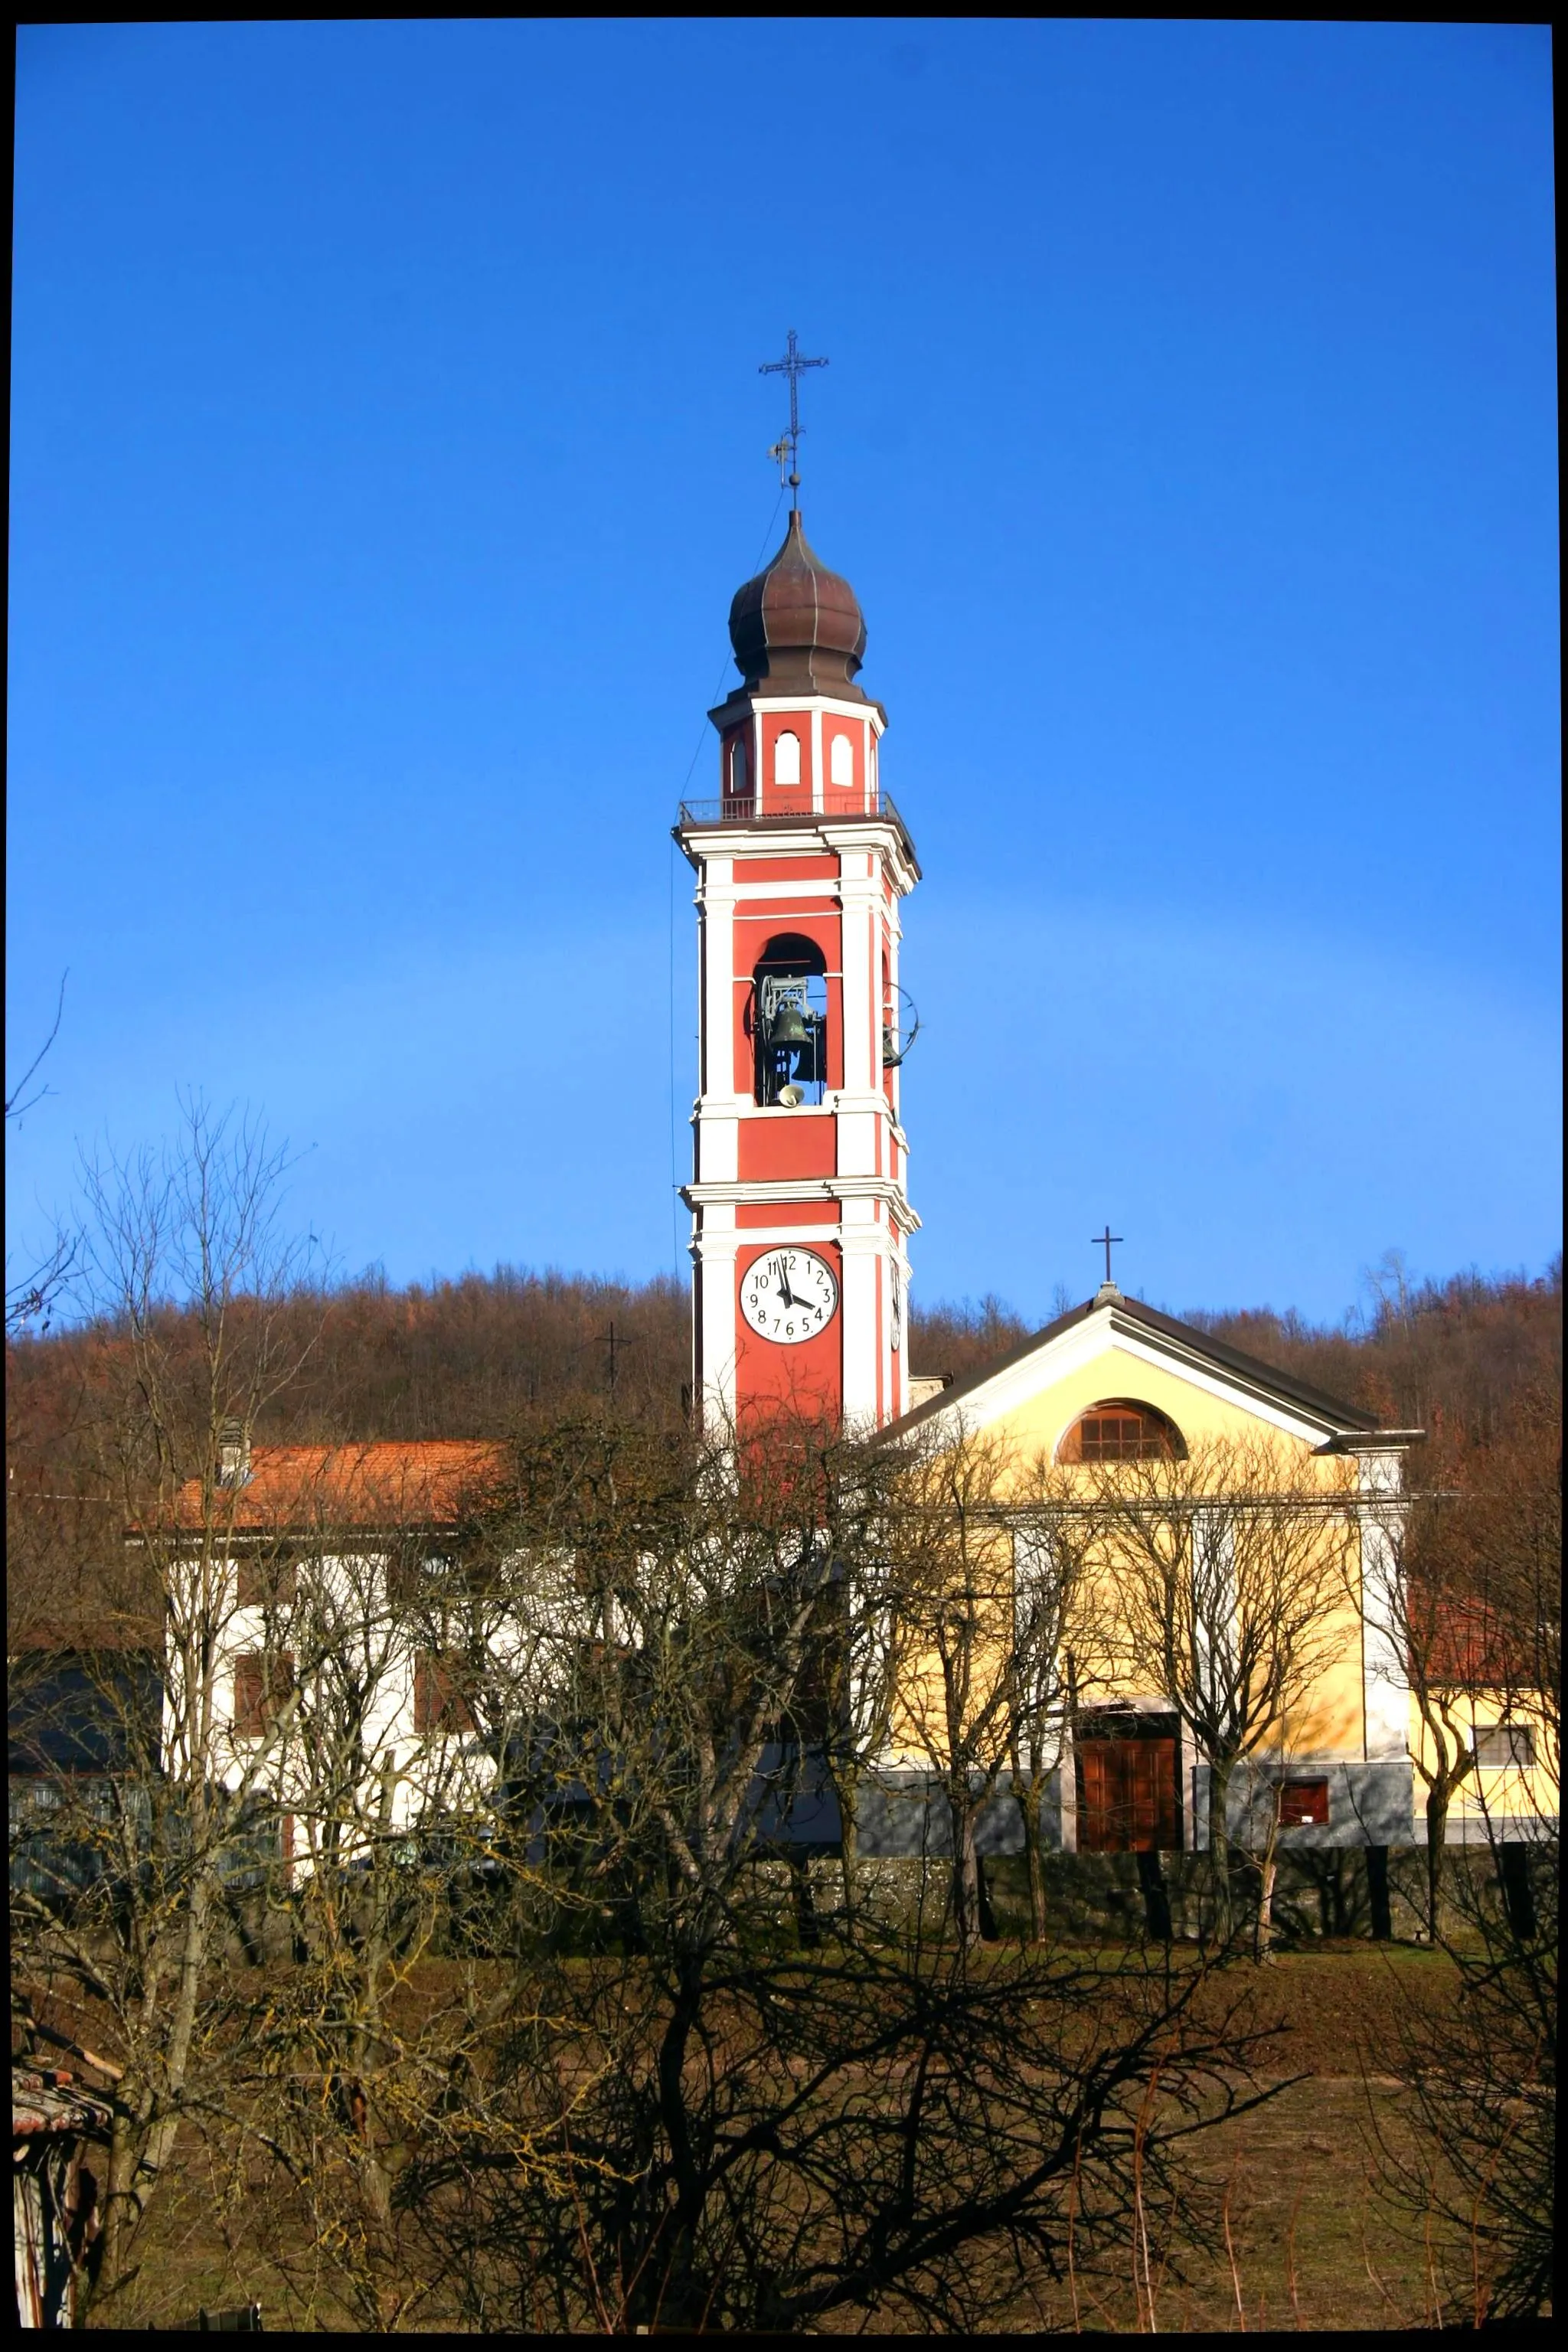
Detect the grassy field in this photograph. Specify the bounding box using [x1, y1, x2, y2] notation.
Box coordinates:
[21, 1944, 1508, 2333]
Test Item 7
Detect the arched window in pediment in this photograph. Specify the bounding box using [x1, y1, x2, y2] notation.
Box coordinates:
[1058, 1400, 1187, 1464]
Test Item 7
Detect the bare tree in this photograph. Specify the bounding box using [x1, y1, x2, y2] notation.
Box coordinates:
[8, 1097, 325, 2312]
[380, 1415, 1289, 2334]
[14, 1344, 1308, 2330]
[806, 1446, 919, 1924]
[1360, 1396, 1559, 1939]
[446, 1907, 1288, 2332]
[1007, 1482, 1095, 1942]
[1361, 1472, 1479, 1942]
[875, 1424, 1033, 1944]
[1076, 1435, 1357, 1947]
[874, 1426, 1091, 1947]
[77, 1436, 573, 2334]
[5, 972, 74, 1334]
[1365, 1393, 1557, 2321]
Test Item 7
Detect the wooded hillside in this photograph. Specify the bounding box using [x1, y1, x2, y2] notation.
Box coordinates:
[9, 1255, 1557, 1452]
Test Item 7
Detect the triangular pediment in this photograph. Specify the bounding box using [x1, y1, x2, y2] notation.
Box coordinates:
[895, 1290, 1388, 1459]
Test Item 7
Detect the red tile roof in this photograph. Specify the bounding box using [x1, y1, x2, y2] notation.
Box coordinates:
[171, 1442, 511, 1533]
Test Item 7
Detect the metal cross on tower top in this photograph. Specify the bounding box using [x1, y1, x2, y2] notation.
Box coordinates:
[760, 328, 828, 506]
[1092, 1227, 1125, 1286]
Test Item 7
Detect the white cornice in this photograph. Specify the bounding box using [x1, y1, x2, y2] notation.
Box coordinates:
[700, 1224, 910, 1253]
[1099, 1317, 1348, 1443]
[710, 693, 886, 736]
[691, 1093, 901, 1123]
[681, 818, 917, 896]
[684, 1176, 920, 1233]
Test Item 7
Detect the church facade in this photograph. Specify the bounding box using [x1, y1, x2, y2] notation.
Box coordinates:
[873, 1285, 1420, 1858]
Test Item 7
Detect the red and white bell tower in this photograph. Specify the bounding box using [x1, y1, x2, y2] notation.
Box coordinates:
[677, 507, 920, 1434]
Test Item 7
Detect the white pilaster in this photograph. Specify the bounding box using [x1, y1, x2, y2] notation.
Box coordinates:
[695, 1214, 739, 1429]
[838, 1210, 884, 1429]
[839, 856, 879, 1095]
[835, 1109, 879, 1177]
[1058, 1723, 1079, 1853]
[698, 861, 735, 1102]
[697, 1114, 739, 1184]
[1358, 1448, 1413, 1762]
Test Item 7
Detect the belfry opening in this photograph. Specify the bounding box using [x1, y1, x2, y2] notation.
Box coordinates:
[752, 935, 828, 1107]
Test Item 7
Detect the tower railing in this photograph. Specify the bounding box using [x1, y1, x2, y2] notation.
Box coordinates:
[676, 789, 915, 860]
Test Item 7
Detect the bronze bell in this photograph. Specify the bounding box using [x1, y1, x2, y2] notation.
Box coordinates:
[767, 1002, 812, 1051]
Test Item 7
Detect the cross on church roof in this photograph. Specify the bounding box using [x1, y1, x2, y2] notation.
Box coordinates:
[760, 328, 828, 507]
[1092, 1226, 1124, 1287]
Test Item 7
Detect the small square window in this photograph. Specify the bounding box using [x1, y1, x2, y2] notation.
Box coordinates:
[387, 1549, 454, 1603]
[237, 1550, 299, 1608]
[1474, 1723, 1535, 1769]
[233, 1651, 294, 1739]
[1279, 1778, 1330, 1827]
[413, 1651, 475, 1736]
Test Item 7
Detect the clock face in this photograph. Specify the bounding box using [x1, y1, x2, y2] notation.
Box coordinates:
[890, 1263, 903, 1351]
[741, 1247, 839, 1345]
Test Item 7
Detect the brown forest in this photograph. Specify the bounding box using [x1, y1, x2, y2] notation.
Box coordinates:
[8, 1254, 1559, 1452]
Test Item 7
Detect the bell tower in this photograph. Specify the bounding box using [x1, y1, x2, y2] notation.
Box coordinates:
[677, 508, 920, 1433]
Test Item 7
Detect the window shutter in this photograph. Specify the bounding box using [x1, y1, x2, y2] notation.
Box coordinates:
[1279, 1779, 1330, 1827]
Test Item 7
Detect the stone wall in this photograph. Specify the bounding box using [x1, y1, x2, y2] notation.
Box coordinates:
[786, 1844, 1538, 1945]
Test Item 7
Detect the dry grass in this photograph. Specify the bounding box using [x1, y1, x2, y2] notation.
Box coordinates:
[25, 1946, 1491, 2334]
[867, 2077, 1466, 2335]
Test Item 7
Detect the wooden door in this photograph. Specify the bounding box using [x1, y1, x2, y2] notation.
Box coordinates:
[1076, 1736, 1178, 1852]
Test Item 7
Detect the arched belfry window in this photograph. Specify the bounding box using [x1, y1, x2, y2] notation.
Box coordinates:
[1058, 1400, 1186, 1464]
[752, 933, 828, 1106]
[728, 736, 750, 806]
[773, 730, 802, 787]
[829, 731, 854, 788]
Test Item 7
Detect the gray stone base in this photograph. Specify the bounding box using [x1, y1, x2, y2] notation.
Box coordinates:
[1219, 1758, 1416, 1850]
[847, 1760, 1419, 1857]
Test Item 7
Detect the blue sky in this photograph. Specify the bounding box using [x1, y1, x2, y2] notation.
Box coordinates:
[8, 19, 1559, 1328]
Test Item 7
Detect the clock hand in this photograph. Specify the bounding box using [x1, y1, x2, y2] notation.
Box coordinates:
[774, 1254, 795, 1307]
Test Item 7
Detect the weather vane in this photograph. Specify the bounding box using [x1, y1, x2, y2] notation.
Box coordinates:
[760, 328, 828, 508]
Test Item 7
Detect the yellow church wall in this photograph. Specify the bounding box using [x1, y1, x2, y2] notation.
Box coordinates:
[879, 1520, 1018, 1775]
[1408, 1693, 1560, 1833]
[1047, 1555, 1366, 1756]
[884, 1327, 1560, 1821]
[894, 1339, 1375, 1766]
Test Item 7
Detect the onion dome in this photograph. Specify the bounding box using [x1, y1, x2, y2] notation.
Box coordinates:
[727, 511, 869, 699]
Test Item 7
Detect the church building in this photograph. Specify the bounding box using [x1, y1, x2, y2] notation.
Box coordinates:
[671, 472, 1547, 1870]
